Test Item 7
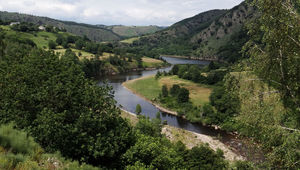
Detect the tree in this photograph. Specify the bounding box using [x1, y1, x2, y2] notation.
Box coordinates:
[135, 104, 142, 114]
[185, 145, 227, 169]
[48, 40, 57, 49]
[0, 48, 135, 168]
[56, 34, 64, 45]
[162, 85, 168, 97]
[171, 65, 179, 75]
[135, 116, 161, 137]
[177, 88, 189, 103]
[75, 39, 85, 50]
[122, 134, 183, 169]
[170, 84, 181, 96]
[245, 0, 300, 127]
[155, 71, 161, 79]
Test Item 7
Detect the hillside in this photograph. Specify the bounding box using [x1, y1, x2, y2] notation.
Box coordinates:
[0, 11, 121, 42]
[129, 2, 254, 62]
[0, 11, 164, 42]
[103, 25, 164, 37]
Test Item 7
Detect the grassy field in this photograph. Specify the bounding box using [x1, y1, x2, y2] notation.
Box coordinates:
[142, 57, 165, 68]
[120, 37, 140, 44]
[123, 75, 212, 107]
[1, 26, 73, 49]
[54, 48, 95, 60]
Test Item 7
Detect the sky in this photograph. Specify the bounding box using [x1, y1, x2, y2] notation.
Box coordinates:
[0, 0, 244, 26]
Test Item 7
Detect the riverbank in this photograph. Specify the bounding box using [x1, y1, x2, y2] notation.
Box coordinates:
[122, 75, 179, 116]
[122, 75, 212, 116]
[120, 109, 244, 162]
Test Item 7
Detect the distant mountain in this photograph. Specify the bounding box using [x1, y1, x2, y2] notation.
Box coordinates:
[0, 11, 164, 42]
[100, 25, 165, 38]
[131, 2, 254, 62]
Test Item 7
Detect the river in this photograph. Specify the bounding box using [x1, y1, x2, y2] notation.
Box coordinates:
[97, 56, 265, 162]
[98, 56, 230, 138]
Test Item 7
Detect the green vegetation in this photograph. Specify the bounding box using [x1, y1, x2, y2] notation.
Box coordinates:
[0, 34, 135, 168]
[0, 11, 121, 42]
[135, 104, 142, 114]
[109, 25, 163, 37]
[0, 124, 99, 170]
[121, 37, 140, 44]
[123, 74, 213, 122]
[119, 2, 252, 62]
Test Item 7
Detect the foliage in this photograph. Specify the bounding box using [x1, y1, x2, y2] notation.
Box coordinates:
[122, 134, 184, 169]
[11, 22, 38, 32]
[0, 124, 40, 155]
[184, 145, 227, 169]
[161, 84, 168, 97]
[48, 40, 57, 49]
[0, 38, 135, 168]
[170, 84, 181, 96]
[245, 0, 300, 128]
[135, 104, 142, 115]
[177, 87, 190, 103]
[135, 115, 161, 137]
[0, 124, 100, 170]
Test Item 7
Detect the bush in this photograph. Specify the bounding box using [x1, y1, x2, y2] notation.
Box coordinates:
[135, 104, 142, 114]
[48, 40, 57, 49]
[0, 124, 40, 155]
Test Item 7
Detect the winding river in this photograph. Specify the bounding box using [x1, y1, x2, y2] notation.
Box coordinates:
[98, 56, 230, 138]
[98, 56, 265, 162]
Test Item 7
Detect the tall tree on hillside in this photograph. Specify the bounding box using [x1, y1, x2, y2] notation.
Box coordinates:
[245, 0, 300, 127]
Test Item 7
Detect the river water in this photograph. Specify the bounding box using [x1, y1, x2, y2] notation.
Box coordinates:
[98, 56, 230, 137]
[97, 56, 265, 162]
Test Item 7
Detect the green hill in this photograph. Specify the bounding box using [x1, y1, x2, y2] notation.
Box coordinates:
[104, 25, 164, 37]
[0, 11, 121, 42]
[128, 2, 254, 62]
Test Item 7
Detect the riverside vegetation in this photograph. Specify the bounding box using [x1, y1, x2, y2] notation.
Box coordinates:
[0, 0, 299, 169]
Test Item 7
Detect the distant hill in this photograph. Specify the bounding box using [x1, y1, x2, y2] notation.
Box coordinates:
[0, 11, 121, 42]
[0, 11, 164, 42]
[130, 2, 255, 62]
[101, 25, 164, 38]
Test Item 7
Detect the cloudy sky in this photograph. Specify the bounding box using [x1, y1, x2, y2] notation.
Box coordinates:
[0, 0, 244, 26]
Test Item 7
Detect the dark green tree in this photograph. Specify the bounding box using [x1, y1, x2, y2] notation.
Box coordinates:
[56, 34, 64, 45]
[177, 88, 189, 103]
[162, 85, 168, 97]
[48, 40, 57, 49]
[135, 104, 142, 114]
[75, 39, 85, 50]
[170, 84, 181, 96]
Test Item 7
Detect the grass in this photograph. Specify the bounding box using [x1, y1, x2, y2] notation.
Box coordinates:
[159, 76, 212, 106]
[142, 57, 164, 68]
[120, 37, 140, 44]
[124, 75, 161, 100]
[123, 75, 212, 107]
[54, 48, 95, 60]
[121, 110, 139, 126]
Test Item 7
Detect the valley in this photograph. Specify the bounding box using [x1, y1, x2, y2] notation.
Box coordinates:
[0, 0, 299, 169]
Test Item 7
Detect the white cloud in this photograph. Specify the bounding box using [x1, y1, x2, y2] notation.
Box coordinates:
[0, 0, 244, 26]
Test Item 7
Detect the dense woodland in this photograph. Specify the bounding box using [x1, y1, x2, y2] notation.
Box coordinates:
[0, 0, 299, 169]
